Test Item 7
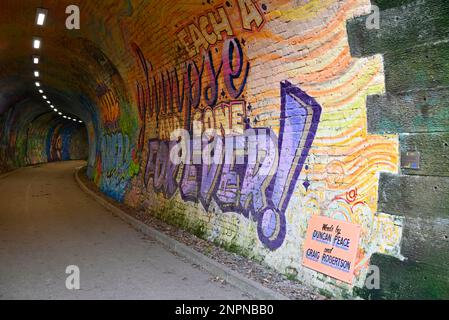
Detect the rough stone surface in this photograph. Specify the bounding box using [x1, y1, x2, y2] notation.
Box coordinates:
[348, 0, 449, 299]
[0, 161, 253, 300]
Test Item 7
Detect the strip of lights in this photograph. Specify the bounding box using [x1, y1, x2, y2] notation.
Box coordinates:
[32, 8, 83, 125]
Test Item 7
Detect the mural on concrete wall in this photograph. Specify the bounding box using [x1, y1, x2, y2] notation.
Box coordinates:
[47, 122, 87, 162]
[139, 79, 321, 249]
[0, 102, 88, 172]
[80, 0, 403, 294]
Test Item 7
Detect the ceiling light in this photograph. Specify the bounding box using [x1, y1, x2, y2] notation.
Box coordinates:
[50, 105, 54, 108]
[33, 56, 40, 64]
[42, 95, 47, 99]
[63, 116, 67, 119]
[33, 38, 41, 49]
[47, 101, 51, 104]
[35, 82, 40, 87]
[38, 89, 43, 93]
[78, 120, 83, 123]
[58, 112, 62, 115]
[72, 119, 77, 122]
[34, 71, 39, 77]
[54, 108, 58, 112]
[36, 8, 48, 26]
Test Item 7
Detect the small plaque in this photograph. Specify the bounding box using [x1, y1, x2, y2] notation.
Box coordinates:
[401, 151, 420, 170]
[302, 216, 361, 284]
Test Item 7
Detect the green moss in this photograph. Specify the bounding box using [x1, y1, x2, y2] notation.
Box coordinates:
[285, 273, 297, 281]
[190, 222, 208, 239]
[318, 288, 334, 299]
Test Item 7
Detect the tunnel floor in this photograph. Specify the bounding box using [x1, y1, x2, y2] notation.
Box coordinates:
[0, 161, 250, 300]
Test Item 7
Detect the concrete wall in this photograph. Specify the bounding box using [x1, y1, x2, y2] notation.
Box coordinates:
[347, 0, 449, 299]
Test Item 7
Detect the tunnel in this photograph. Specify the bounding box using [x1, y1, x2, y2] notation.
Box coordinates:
[1, 0, 448, 302]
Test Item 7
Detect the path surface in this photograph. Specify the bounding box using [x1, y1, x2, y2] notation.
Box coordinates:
[0, 161, 250, 300]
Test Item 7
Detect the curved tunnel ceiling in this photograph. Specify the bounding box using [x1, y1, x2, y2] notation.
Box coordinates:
[0, 0, 132, 124]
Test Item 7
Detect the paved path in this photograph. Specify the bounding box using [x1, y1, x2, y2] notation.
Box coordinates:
[0, 161, 250, 300]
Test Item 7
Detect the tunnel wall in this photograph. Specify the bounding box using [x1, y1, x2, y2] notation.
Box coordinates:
[0, 102, 88, 173]
[3, 0, 446, 299]
[347, 0, 449, 299]
[79, 0, 409, 297]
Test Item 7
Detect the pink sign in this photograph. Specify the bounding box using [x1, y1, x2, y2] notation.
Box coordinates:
[302, 215, 361, 284]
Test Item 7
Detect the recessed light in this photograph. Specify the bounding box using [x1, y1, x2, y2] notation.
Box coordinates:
[78, 120, 83, 123]
[33, 38, 41, 49]
[36, 8, 48, 26]
[63, 116, 67, 119]
[38, 89, 43, 93]
[47, 101, 51, 104]
[34, 71, 39, 77]
[58, 112, 62, 115]
[33, 56, 40, 64]
[53, 109, 58, 112]
[35, 82, 40, 87]
[42, 95, 47, 99]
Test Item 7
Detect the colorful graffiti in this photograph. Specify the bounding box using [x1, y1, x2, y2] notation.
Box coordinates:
[143, 81, 321, 249]
[99, 132, 139, 201]
[117, 1, 403, 294]
[0, 101, 88, 172]
[96, 83, 121, 131]
[0, 0, 409, 297]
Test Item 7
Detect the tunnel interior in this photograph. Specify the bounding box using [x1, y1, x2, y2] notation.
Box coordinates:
[0, 0, 134, 179]
[1, 0, 448, 300]
[0, 104, 88, 170]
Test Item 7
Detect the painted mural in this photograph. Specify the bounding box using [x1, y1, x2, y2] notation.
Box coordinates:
[0, 102, 88, 172]
[54, 0, 403, 295]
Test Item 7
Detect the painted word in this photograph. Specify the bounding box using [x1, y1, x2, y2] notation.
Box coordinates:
[158, 100, 246, 141]
[176, 0, 265, 58]
[144, 81, 322, 250]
